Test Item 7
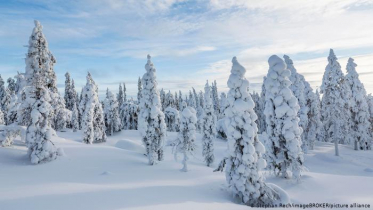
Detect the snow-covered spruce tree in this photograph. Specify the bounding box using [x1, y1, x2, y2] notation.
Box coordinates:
[202, 81, 216, 167]
[258, 79, 267, 133]
[178, 91, 183, 110]
[211, 80, 220, 116]
[345, 58, 371, 150]
[198, 91, 204, 109]
[219, 57, 281, 205]
[139, 55, 167, 165]
[173, 102, 197, 172]
[165, 91, 175, 108]
[264, 55, 304, 180]
[64, 72, 75, 111]
[121, 99, 139, 130]
[160, 89, 166, 111]
[187, 90, 196, 109]
[80, 73, 107, 144]
[6, 93, 19, 125]
[123, 83, 127, 103]
[320, 50, 352, 155]
[164, 106, 180, 132]
[71, 103, 79, 132]
[137, 77, 142, 104]
[24, 60, 61, 164]
[174, 92, 179, 110]
[117, 83, 124, 109]
[303, 83, 322, 150]
[284, 55, 309, 152]
[104, 89, 122, 136]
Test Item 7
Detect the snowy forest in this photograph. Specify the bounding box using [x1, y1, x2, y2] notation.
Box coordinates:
[1, 19, 373, 210]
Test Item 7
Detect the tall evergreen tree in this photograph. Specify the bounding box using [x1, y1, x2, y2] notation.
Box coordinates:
[320, 49, 351, 155]
[104, 89, 122, 136]
[7, 77, 16, 93]
[80, 73, 107, 144]
[263, 55, 304, 180]
[211, 80, 220, 116]
[0, 75, 7, 112]
[345, 58, 371, 150]
[117, 83, 124, 110]
[138, 55, 167, 165]
[284, 55, 309, 152]
[64, 72, 75, 110]
[71, 103, 79, 132]
[173, 102, 197, 172]
[202, 81, 216, 167]
[137, 77, 142, 104]
[219, 57, 281, 205]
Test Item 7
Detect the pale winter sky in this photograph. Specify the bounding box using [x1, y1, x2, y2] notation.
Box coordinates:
[1, 0, 373, 98]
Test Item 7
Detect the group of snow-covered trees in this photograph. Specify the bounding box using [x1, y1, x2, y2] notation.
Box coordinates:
[1, 21, 373, 207]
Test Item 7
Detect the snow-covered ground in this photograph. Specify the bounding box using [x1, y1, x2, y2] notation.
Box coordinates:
[1, 130, 372, 210]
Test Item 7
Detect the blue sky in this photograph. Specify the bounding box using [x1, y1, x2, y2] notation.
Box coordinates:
[1, 0, 373, 98]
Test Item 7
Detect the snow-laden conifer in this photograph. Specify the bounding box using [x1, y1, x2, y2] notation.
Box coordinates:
[64, 72, 75, 111]
[137, 77, 142, 104]
[320, 49, 352, 155]
[320, 50, 352, 155]
[164, 107, 180, 132]
[138, 55, 167, 165]
[173, 102, 197, 172]
[264, 55, 304, 180]
[211, 80, 220, 116]
[345, 58, 371, 150]
[221, 57, 282, 205]
[80, 73, 106, 144]
[121, 99, 139, 130]
[71, 103, 79, 132]
[104, 89, 122, 136]
[284, 55, 309, 151]
[202, 81, 216, 167]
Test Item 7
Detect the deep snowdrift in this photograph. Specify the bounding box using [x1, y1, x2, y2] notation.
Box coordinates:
[0, 130, 372, 210]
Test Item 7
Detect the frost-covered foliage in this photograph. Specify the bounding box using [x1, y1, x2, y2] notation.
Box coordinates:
[211, 80, 220, 117]
[284, 55, 309, 151]
[104, 89, 122, 136]
[164, 106, 180, 132]
[219, 92, 228, 119]
[24, 62, 61, 164]
[258, 79, 267, 133]
[264, 55, 304, 180]
[6, 93, 19, 125]
[80, 73, 107, 144]
[52, 94, 68, 131]
[303, 84, 322, 150]
[223, 57, 281, 205]
[320, 50, 352, 155]
[187, 90, 196, 109]
[165, 91, 175, 109]
[64, 72, 76, 111]
[121, 99, 139, 130]
[173, 102, 197, 172]
[137, 77, 142, 104]
[178, 90, 183, 110]
[139, 55, 167, 165]
[71, 103, 79, 132]
[174, 92, 179, 110]
[345, 58, 371, 150]
[1, 125, 26, 147]
[201, 82, 216, 167]
[117, 83, 124, 109]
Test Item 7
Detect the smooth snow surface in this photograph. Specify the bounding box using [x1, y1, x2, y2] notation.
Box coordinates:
[1, 130, 373, 209]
